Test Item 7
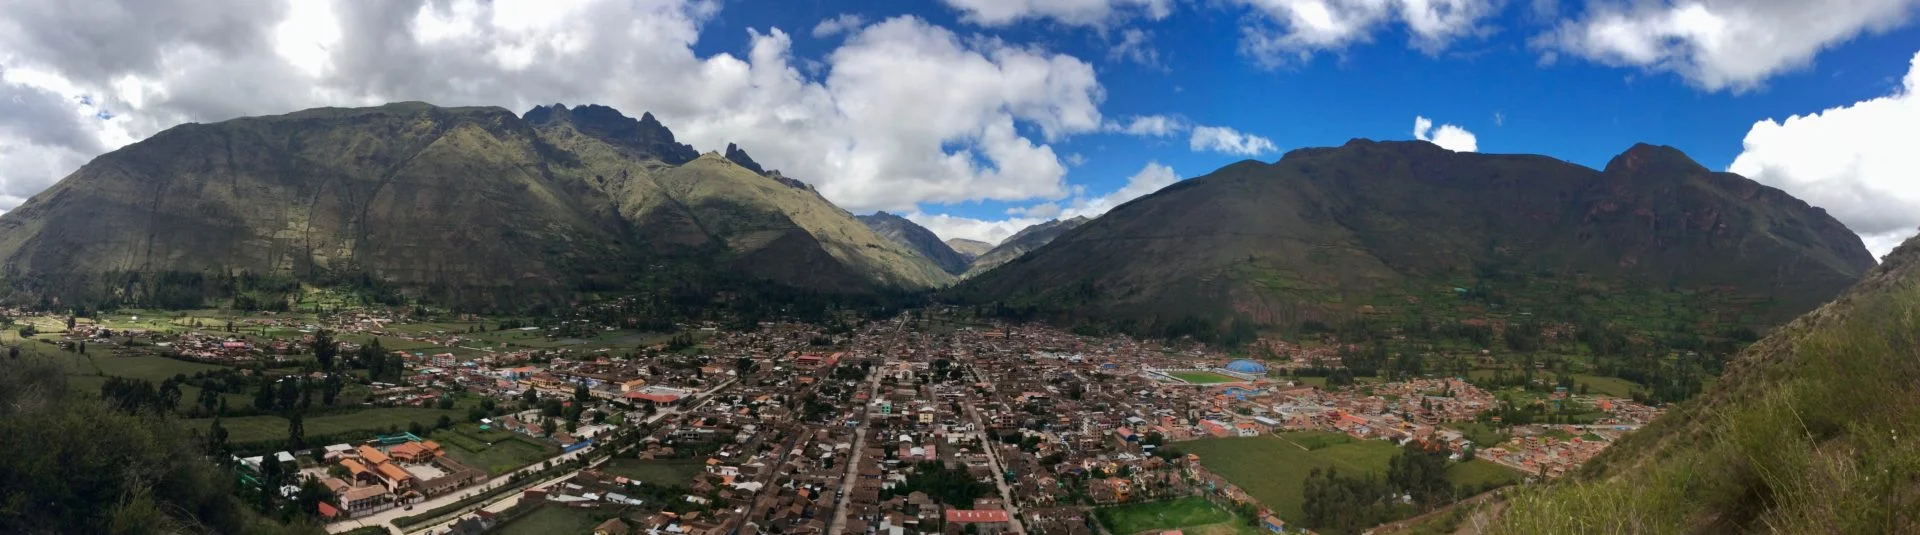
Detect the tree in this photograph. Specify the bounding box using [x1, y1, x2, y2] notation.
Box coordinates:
[295, 476, 335, 520]
[208, 417, 230, 456]
[436, 415, 453, 430]
[322, 375, 343, 406]
[312, 329, 337, 370]
[287, 412, 305, 449]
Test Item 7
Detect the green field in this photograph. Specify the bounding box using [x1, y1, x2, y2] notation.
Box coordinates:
[1184, 431, 1520, 523]
[497, 505, 613, 535]
[187, 407, 464, 445]
[90, 355, 229, 382]
[432, 425, 557, 475]
[1170, 371, 1239, 384]
[1094, 497, 1262, 535]
[1446, 422, 1510, 447]
[1569, 374, 1641, 398]
[1447, 459, 1525, 490]
[602, 458, 705, 486]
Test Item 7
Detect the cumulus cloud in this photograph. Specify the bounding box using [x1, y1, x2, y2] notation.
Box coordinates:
[1190, 125, 1277, 155]
[1104, 114, 1188, 137]
[1728, 50, 1920, 258]
[907, 161, 1182, 243]
[1537, 0, 1920, 91]
[1413, 115, 1478, 152]
[1109, 28, 1161, 66]
[811, 13, 866, 38]
[0, 0, 1112, 214]
[1235, 0, 1502, 65]
[941, 0, 1176, 27]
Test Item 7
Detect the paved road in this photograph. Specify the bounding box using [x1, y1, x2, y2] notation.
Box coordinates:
[326, 380, 736, 534]
[825, 364, 886, 535]
[962, 367, 1026, 535]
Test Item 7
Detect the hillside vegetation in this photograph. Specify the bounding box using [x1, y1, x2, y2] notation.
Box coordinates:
[0, 102, 951, 311]
[955, 140, 1872, 345]
[1494, 237, 1920, 533]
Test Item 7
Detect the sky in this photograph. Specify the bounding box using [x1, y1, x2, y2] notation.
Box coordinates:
[3, 1, 1920, 257]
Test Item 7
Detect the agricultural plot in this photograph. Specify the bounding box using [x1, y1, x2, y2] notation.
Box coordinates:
[496, 505, 611, 535]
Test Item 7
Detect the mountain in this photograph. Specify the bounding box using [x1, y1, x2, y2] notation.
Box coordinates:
[954, 140, 1874, 338]
[945, 238, 995, 261]
[0, 102, 952, 308]
[961, 217, 1089, 278]
[857, 212, 971, 275]
[1495, 234, 1920, 533]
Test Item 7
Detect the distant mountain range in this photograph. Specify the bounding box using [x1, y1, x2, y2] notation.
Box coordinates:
[857, 214, 1089, 279]
[0, 103, 1876, 328]
[953, 140, 1873, 338]
[0, 102, 951, 308]
[944, 238, 994, 261]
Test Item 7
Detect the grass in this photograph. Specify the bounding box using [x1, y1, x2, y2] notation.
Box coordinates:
[185, 407, 464, 445]
[90, 355, 228, 382]
[1094, 497, 1262, 535]
[1186, 432, 1522, 524]
[432, 426, 557, 475]
[1446, 459, 1525, 490]
[1568, 374, 1641, 398]
[1446, 422, 1509, 447]
[1183, 432, 1403, 521]
[1495, 285, 1920, 533]
[496, 504, 614, 535]
[601, 458, 705, 486]
[1170, 371, 1239, 384]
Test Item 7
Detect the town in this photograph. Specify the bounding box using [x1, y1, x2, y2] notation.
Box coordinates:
[5, 304, 1666, 535]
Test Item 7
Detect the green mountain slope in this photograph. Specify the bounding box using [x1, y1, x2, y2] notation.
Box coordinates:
[1496, 235, 1920, 533]
[0, 102, 951, 308]
[961, 216, 1089, 278]
[858, 212, 971, 275]
[954, 140, 1874, 337]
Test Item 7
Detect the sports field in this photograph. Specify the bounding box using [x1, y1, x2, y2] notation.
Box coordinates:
[1183, 431, 1520, 522]
[602, 458, 705, 486]
[433, 425, 557, 475]
[1170, 371, 1239, 384]
[1094, 497, 1263, 535]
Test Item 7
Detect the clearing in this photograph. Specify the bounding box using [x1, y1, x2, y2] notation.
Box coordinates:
[601, 458, 706, 486]
[1182, 431, 1521, 523]
[1169, 371, 1239, 384]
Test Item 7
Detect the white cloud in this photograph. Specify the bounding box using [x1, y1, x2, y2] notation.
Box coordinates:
[909, 161, 1182, 243]
[1413, 115, 1478, 152]
[1109, 28, 1161, 66]
[1235, 0, 1501, 65]
[941, 0, 1176, 27]
[1104, 114, 1188, 137]
[1537, 0, 1920, 91]
[811, 13, 866, 38]
[1190, 125, 1277, 155]
[0, 1, 1111, 214]
[1728, 50, 1920, 258]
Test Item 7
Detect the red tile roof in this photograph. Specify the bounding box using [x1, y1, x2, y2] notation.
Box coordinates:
[945, 510, 1011, 524]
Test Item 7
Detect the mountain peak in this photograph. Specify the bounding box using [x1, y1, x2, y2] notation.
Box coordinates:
[523, 103, 699, 165]
[1605, 143, 1706, 175]
[724, 142, 768, 175]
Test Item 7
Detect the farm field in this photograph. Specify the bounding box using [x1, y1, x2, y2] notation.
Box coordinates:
[1183, 431, 1521, 523]
[432, 425, 557, 475]
[186, 407, 464, 445]
[1093, 497, 1262, 535]
[1169, 371, 1239, 384]
[601, 458, 705, 486]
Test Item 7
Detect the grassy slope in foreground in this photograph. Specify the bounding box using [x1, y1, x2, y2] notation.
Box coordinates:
[1495, 239, 1920, 533]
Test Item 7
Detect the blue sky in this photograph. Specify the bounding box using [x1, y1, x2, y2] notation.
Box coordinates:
[673, 0, 1920, 244]
[3, 0, 1919, 253]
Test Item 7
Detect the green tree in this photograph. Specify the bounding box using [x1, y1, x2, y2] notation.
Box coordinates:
[311, 329, 337, 370]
